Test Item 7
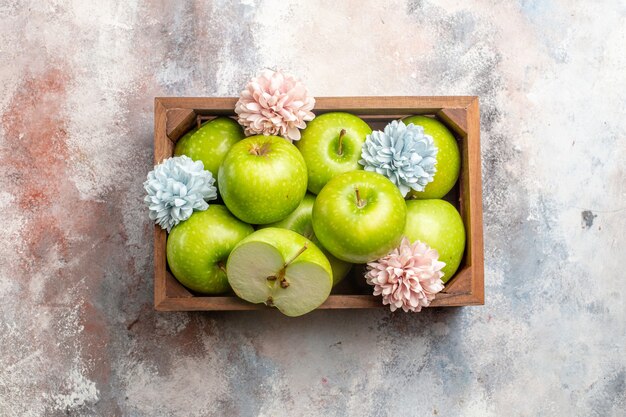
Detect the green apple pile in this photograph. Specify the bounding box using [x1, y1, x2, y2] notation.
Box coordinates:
[166, 113, 466, 316]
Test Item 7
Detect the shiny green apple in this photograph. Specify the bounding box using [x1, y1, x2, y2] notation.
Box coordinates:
[312, 171, 407, 263]
[167, 205, 253, 294]
[403, 115, 460, 199]
[296, 112, 372, 194]
[174, 117, 245, 178]
[218, 135, 308, 224]
[262, 194, 352, 286]
[404, 199, 465, 282]
[227, 228, 332, 317]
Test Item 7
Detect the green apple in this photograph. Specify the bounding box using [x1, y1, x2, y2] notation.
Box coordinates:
[403, 115, 460, 199]
[404, 199, 465, 282]
[262, 193, 352, 286]
[312, 171, 407, 263]
[174, 117, 245, 178]
[227, 228, 332, 317]
[296, 112, 372, 194]
[167, 205, 253, 294]
[218, 135, 308, 224]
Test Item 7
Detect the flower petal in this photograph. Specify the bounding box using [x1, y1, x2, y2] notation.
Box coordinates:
[235, 69, 315, 141]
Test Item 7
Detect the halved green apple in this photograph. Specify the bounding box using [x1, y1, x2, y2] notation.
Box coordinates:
[226, 228, 332, 317]
[261, 194, 352, 286]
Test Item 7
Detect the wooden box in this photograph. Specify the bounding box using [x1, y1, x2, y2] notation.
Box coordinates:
[153, 97, 484, 311]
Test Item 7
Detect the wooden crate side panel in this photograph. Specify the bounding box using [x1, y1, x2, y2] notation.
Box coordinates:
[466, 98, 485, 304]
[156, 96, 476, 113]
[166, 108, 196, 141]
[153, 99, 171, 308]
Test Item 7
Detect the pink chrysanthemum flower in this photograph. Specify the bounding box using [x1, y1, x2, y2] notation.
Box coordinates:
[365, 237, 446, 312]
[235, 69, 315, 141]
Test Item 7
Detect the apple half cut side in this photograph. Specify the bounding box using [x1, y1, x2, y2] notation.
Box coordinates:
[226, 228, 332, 317]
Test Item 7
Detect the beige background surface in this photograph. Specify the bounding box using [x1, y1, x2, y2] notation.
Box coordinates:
[0, 1, 624, 416]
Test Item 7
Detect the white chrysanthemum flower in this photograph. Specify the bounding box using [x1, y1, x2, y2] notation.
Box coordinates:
[359, 120, 438, 196]
[143, 156, 217, 231]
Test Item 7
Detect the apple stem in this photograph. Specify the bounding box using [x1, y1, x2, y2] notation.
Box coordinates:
[266, 296, 274, 306]
[249, 142, 271, 156]
[272, 244, 308, 290]
[355, 187, 366, 208]
[337, 129, 346, 156]
[217, 261, 227, 273]
[283, 243, 308, 268]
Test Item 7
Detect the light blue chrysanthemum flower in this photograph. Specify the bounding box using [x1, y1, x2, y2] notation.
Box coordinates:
[144, 155, 217, 231]
[359, 120, 438, 196]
